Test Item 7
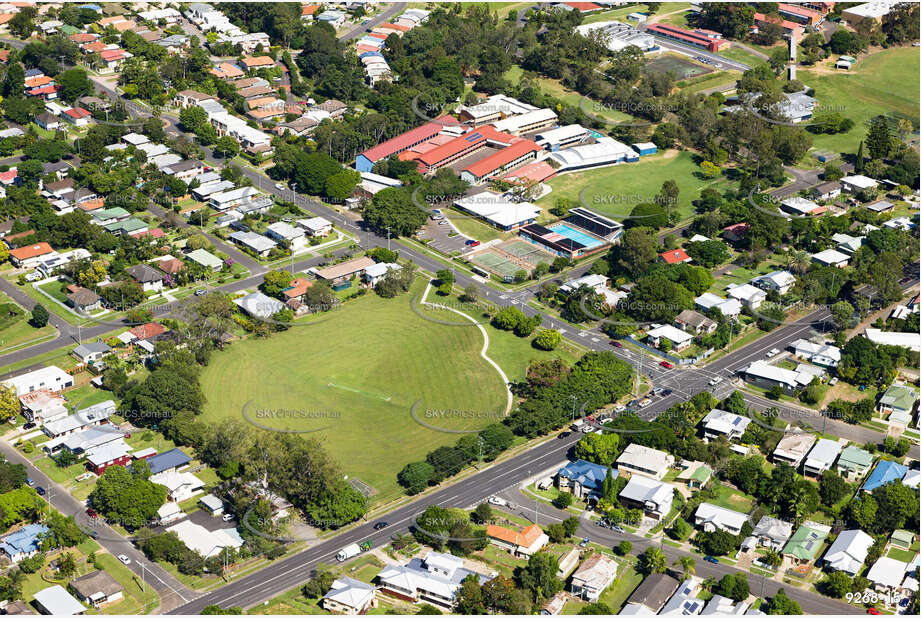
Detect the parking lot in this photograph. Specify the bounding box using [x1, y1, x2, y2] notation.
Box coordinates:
[417, 213, 471, 254]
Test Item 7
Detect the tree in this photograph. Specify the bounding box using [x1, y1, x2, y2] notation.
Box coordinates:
[612, 227, 658, 277]
[57, 68, 91, 102]
[820, 570, 854, 598]
[674, 556, 695, 580]
[0, 386, 18, 422]
[866, 115, 893, 160]
[472, 502, 493, 525]
[454, 574, 485, 614]
[615, 540, 632, 556]
[533, 329, 562, 351]
[818, 471, 850, 507]
[261, 269, 294, 298]
[552, 492, 573, 510]
[855, 140, 865, 174]
[324, 169, 360, 201]
[213, 136, 240, 159]
[397, 461, 434, 494]
[716, 573, 749, 602]
[29, 304, 49, 328]
[573, 432, 620, 466]
[515, 552, 563, 602]
[186, 234, 211, 251]
[764, 588, 802, 615]
[695, 529, 738, 556]
[637, 547, 667, 575]
[580, 602, 614, 614]
[363, 187, 427, 237]
[686, 240, 730, 268]
[88, 465, 167, 527]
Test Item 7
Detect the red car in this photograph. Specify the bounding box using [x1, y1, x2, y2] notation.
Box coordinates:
[867, 609, 880, 615]
[609, 340, 622, 348]
[86, 508, 97, 518]
[660, 361, 674, 369]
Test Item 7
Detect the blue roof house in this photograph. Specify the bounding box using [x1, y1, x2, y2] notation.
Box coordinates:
[556, 459, 616, 500]
[134, 448, 191, 477]
[0, 523, 49, 563]
[862, 460, 908, 492]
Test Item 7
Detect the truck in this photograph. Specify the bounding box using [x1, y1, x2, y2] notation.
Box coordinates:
[336, 540, 372, 562]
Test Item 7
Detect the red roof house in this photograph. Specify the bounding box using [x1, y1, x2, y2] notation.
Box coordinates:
[659, 248, 692, 264]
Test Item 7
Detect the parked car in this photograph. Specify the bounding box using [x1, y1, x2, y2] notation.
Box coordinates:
[194, 289, 207, 296]
[614, 404, 626, 413]
[465, 239, 477, 246]
[222, 513, 235, 522]
[467, 240, 480, 247]
[26, 478, 34, 487]
[558, 431, 571, 439]
[36, 486, 45, 496]
[274, 183, 285, 190]
[579, 537, 590, 547]
[600, 418, 613, 424]
[660, 361, 674, 369]
[662, 389, 672, 396]
[373, 521, 389, 530]
[609, 340, 623, 348]
[487, 496, 506, 507]
[708, 376, 723, 386]
[438, 221, 449, 226]
[703, 556, 719, 564]
[652, 387, 664, 396]
[766, 348, 780, 357]
[612, 525, 625, 533]
[829, 377, 838, 385]
[86, 508, 97, 518]
[118, 555, 131, 565]
[639, 398, 652, 408]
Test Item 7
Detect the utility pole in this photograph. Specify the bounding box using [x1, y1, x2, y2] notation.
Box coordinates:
[385, 227, 391, 252]
[477, 436, 485, 469]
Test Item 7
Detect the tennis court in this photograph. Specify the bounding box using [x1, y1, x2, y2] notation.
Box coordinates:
[501, 239, 555, 266]
[469, 250, 523, 281]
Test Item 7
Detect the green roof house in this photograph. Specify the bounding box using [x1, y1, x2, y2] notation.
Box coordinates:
[878, 384, 918, 422]
[105, 217, 148, 236]
[676, 461, 713, 489]
[836, 445, 875, 481]
[890, 529, 914, 550]
[783, 521, 831, 565]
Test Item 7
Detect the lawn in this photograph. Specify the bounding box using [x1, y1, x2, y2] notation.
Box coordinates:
[504, 66, 634, 126]
[710, 484, 755, 514]
[0, 293, 56, 351]
[887, 547, 917, 563]
[199, 278, 517, 504]
[537, 150, 730, 223]
[719, 46, 769, 69]
[797, 47, 920, 155]
[93, 553, 160, 614]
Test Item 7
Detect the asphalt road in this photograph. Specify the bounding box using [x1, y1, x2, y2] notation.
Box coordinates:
[338, 2, 407, 42]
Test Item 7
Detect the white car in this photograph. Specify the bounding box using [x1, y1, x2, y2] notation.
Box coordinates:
[766, 348, 780, 358]
[829, 377, 839, 385]
[600, 418, 613, 424]
[639, 398, 652, 408]
[274, 183, 285, 190]
[117, 555, 131, 565]
[222, 513, 235, 522]
[709, 376, 723, 386]
[487, 496, 506, 507]
[614, 405, 626, 413]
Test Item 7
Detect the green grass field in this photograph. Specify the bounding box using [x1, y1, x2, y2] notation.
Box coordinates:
[199, 278, 569, 503]
[798, 47, 920, 155]
[538, 150, 730, 222]
[504, 66, 634, 126]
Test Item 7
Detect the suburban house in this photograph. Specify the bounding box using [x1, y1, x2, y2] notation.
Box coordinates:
[228, 231, 277, 257]
[659, 248, 691, 264]
[833, 233, 865, 255]
[866, 556, 910, 594]
[142, 448, 192, 477]
[125, 263, 164, 293]
[165, 520, 244, 559]
[783, 521, 831, 565]
[694, 503, 747, 535]
[19, 389, 68, 424]
[152, 470, 206, 502]
[822, 529, 874, 576]
[485, 523, 549, 558]
[42, 401, 115, 440]
[863, 328, 921, 353]
[363, 262, 402, 288]
[726, 283, 766, 309]
[890, 530, 915, 551]
[0, 524, 49, 563]
[772, 432, 817, 467]
[297, 216, 333, 237]
[618, 474, 673, 520]
[569, 553, 618, 602]
[32, 586, 86, 616]
[743, 359, 822, 395]
[645, 324, 693, 352]
[9, 242, 55, 268]
[862, 460, 909, 493]
[840, 174, 878, 193]
[700, 409, 751, 441]
[72, 341, 111, 363]
[616, 443, 674, 480]
[803, 439, 843, 477]
[659, 577, 706, 615]
[751, 515, 794, 551]
[321, 577, 377, 614]
[187, 248, 223, 272]
[673, 309, 716, 335]
[619, 573, 680, 614]
[877, 384, 918, 424]
[556, 459, 612, 500]
[695, 292, 742, 319]
[836, 445, 874, 481]
[314, 256, 377, 285]
[811, 248, 850, 268]
[811, 180, 841, 201]
[86, 440, 133, 474]
[234, 291, 284, 320]
[377, 551, 491, 610]
[676, 461, 712, 489]
[69, 570, 124, 608]
[753, 270, 797, 294]
[790, 339, 841, 368]
[265, 222, 306, 248]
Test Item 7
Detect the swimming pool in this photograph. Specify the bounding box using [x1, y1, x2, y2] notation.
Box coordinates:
[547, 223, 603, 249]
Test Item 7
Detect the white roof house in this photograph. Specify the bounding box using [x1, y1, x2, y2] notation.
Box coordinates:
[694, 503, 748, 535]
[297, 216, 332, 235]
[618, 474, 673, 519]
[823, 530, 874, 576]
[790, 339, 841, 367]
[752, 270, 796, 294]
[659, 576, 705, 616]
[866, 556, 910, 591]
[840, 174, 878, 191]
[559, 273, 609, 295]
[803, 439, 843, 476]
[2, 366, 73, 396]
[645, 324, 693, 350]
[121, 132, 149, 146]
[695, 293, 742, 318]
[780, 196, 822, 216]
[616, 443, 675, 480]
[186, 248, 223, 271]
[454, 194, 540, 230]
[234, 291, 284, 319]
[726, 283, 767, 309]
[228, 231, 276, 255]
[534, 124, 589, 150]
[744, 360, 822, 392]
[459, 94, 538, 123]
[33, 585, 86, 616]
[165, 520, 243, 558]
[811, 248, 850, 268]
[752, 515, 794, 550]
[772, 432, 817, 466]
[265, 222, 305, 244]
[322, 577, 376, 614]
[489, 108, 557, 134]
[864, 328, 921, 353]
[701, 409, 751, 441]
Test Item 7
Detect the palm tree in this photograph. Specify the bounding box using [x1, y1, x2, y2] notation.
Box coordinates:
[674, 556, 696, 580]
[786, 249, 810, 275]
